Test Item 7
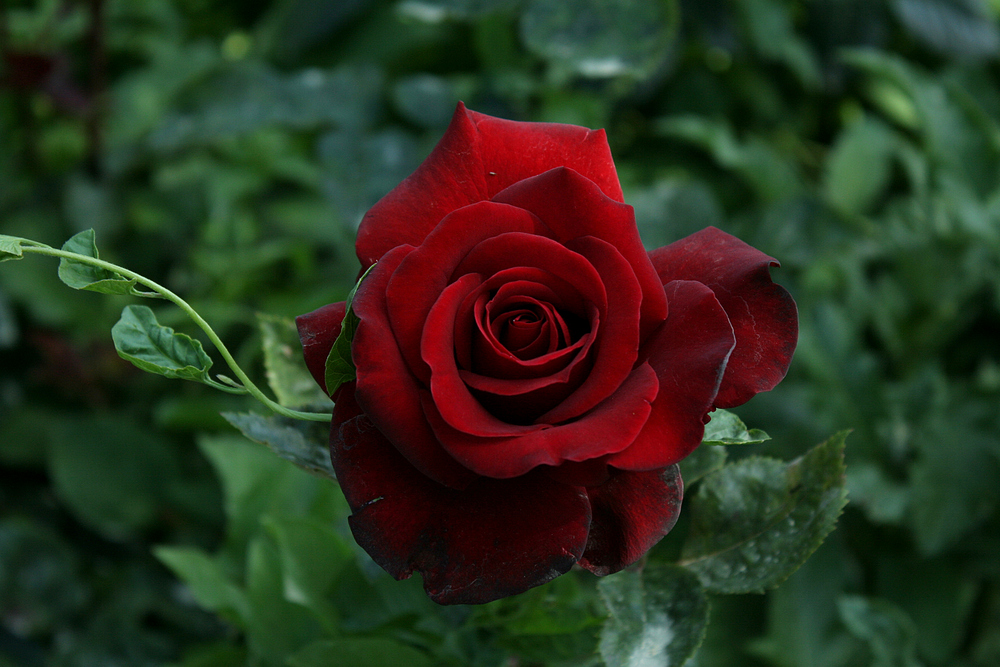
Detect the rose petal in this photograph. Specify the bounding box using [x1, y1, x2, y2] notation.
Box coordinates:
[357, 103, 623, 267]
[493, 166, 667, 341]
[424, 363, 658, 479]
[648, 226, 797, 408]
[385, 202, 543, 384]
[295, 301, 346, 395]
[537, 235, 643, 423]
[424, 273, 589, 431]
[578, 465, 683, 576]
[608, 280, 735, 471]
[352, 245, 478, 490]
[457, 233, 643, 423]
[331, 385, 592, 605]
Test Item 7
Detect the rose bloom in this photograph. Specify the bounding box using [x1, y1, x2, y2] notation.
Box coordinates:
[297, 103, 797, 605]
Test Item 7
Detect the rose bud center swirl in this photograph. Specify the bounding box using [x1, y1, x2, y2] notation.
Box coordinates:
[461, 283, 596, 426]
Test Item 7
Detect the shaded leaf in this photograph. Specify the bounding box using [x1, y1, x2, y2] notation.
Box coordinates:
[520, 0, 679, 79]
[257, 313, 331, 409]
[287, 638, 435, 667]
[823, 116, 899, 215]
[112, 305, 213, 382]
[598, 564, 709, 667]
[679, 445, 728, 486]
[891, 0, 1000, 60]
[680, 432, 849, 594]
[47, 415, 179, 540]
[0, 235, 26, 262]
[261, 516, 352, 628]
[245, 534, 324, 662]
[702, 409, 770, 445]
[56, 229, 153, 296]
[221, 412, 336, 481]
[838, 595, 923, 667]
[398, 0, 520, 21]
[154, 546, 249, 622]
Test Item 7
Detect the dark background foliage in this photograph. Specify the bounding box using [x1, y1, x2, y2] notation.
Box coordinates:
[2, 0, 999, 665]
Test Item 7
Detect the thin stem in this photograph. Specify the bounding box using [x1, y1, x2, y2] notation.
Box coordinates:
[19, 245, 332, 423]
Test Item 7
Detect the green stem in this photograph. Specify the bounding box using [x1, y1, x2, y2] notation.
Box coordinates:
[19, 245, 332, 423]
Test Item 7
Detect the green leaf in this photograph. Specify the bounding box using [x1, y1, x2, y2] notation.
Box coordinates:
[679, 445, 728, 485]
[891, 0, 1000, 60]
[112, 305, 214, 383]
[679, 432, 849, 594]
[598, 564, 709, 667]
[56, 229, 153, 296]
[324, 264, 376, 396]
[398, 0, 520, 21]
[0, 235, 26, 262]
[221, 412, 336, 481]
[261, 516, 352, 629]
[520, 0, 679, 79]
[47, 415, 180, 540]
[245, 534, 324, 663]
[702, 409, 771, 445]
[287, 638, 435, 667]
[838, 596, 924, 667]
[257, 313, 331, 409]
[823, 116, 899, 216]
[153, 546, 250, 623]
[748, 538, 859, 667]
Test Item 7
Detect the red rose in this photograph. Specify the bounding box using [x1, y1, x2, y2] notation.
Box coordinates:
[297, 103, 797, 605]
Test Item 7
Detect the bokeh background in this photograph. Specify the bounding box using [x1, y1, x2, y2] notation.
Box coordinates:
[2, 0, 1000, 665]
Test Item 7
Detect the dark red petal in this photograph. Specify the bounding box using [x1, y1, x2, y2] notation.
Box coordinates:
[468, 107, 624, 202]
[578, 465, 683, 576]
[331, 385, 592, 605]
[424, 273, 587, 434]
[357, 103, 622, 267]
[424, 363, 658, 479]
[455, 267, 586, 372]
[648, 227, 797, 408]
[352, 245, 478, 490]
[493, 167, 667, 341]
[385, 202, 542, 384]
[609, 280, 735, 471]
[538, 236, 642, 424]
[295, 302, 347, 395]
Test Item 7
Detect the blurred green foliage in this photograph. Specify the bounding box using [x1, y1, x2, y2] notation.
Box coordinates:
[2, 0, 1000, 665]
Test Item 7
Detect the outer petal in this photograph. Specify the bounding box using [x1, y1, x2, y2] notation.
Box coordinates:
[578, 465, 683, 576]
[357, 103, 623, 266]
[295, 301, 346, 395]
[648, 226, 797, 408]
[331, 385, 592, 605]
[493, 167, 668, 341]
[352, 245, 478, 489]
[608, 280, 735, 471]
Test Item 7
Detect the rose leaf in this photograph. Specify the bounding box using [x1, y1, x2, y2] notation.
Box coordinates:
[222, 411, 336, 481]
[702, 408, 771, 445]
[837, 595, 923, 667]
[324, 263, 375, 396]
[258, 313, 332, 409]
[679, 431, 849, 594]
[154, 545, 250, 623]
[0, 235, 26, 262]
[598, 564, 709, 667]
[679, 444, 728, 486]
[57, 229, 157, 296]
[112, 305, 214, 383]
